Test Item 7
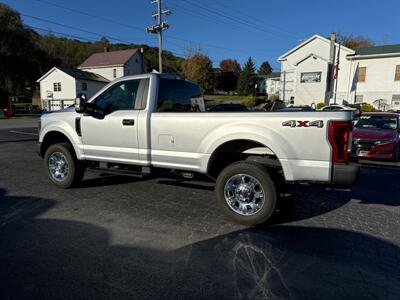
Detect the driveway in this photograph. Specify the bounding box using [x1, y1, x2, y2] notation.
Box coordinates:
[0, 123, 399, 299]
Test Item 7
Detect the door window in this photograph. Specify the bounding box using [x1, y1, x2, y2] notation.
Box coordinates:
[95, 80, 140, 114]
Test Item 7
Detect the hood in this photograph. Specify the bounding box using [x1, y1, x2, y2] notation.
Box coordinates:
[353, 127, 398, 141]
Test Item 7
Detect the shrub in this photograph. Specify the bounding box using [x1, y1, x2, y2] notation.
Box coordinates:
[269, 94, 279, 102]
[360, 103, 374, 112]
[240, 96, 257, 107]
[316, 102, 326, 109]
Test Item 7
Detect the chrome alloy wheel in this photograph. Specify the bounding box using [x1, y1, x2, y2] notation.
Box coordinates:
[224, 174, 265, 216]
[48, 152, 69, 182]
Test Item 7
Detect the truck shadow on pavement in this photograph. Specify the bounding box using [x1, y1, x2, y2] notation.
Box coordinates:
[350, 166, 400, 206]
[270, 166, 400, 224]
[0, 189, 399, 300]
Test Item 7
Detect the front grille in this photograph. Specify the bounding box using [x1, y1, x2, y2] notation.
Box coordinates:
[352, 139, 375, 152]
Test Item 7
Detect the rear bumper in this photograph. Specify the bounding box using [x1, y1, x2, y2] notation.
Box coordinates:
[331, 163, 360, 186]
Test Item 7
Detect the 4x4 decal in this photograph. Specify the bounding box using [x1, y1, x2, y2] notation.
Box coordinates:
[282, 120, 324, 128]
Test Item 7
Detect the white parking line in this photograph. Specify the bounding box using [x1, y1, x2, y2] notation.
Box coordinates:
[9, 130, 39, 136]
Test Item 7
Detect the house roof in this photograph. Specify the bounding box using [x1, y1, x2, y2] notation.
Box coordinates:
[36, 67, 109, 83]
[354, 44, 400, 56]
[79, 49, 139, 68]
[58, 67, 109, 82]
[278, 34, 354, 61]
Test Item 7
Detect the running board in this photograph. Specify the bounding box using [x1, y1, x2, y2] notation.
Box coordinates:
[86, 162, 152, 178]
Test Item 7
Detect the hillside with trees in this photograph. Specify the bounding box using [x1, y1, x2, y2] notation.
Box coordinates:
[0, 3, 183, 105]
[0, 2, 279, 108]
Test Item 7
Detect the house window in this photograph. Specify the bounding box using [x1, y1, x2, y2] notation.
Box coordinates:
[395, 65, 400, 81]
[358, 67, 366, 82]
[392, 95, 400, 107]
[81, 82, 87, 91]
[355, 95, 364, 104]
[113, 68, 117, 78]
[53, 82, 61, 92]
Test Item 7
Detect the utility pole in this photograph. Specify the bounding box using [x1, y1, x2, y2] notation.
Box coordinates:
[146, 0, 170, 73]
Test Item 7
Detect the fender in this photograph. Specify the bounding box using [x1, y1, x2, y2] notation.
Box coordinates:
[40, 120, 84, 159]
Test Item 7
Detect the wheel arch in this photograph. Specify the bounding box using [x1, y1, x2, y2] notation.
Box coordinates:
[207, 139, 281, 179]
[40, 131, 75, 157]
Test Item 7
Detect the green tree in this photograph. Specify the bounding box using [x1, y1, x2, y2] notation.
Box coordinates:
[182, 54, 215, 93]
[258, 61, 272, 75]
[237, 57, 257, 95]
[0, 3, 52, 101]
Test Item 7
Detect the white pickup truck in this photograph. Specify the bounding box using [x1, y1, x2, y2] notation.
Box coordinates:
[38, 73, 359, 225]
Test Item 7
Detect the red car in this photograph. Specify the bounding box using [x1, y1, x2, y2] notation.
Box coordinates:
[352, 112, 400, 161]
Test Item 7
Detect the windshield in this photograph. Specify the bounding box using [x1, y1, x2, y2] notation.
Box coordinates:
[355, 115, 398, 129]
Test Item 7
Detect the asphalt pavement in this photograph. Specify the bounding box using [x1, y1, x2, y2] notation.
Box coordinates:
[0, 119, 399, 300]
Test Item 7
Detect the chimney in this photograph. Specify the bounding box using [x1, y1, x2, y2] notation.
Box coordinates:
[104, 47, 109, 53]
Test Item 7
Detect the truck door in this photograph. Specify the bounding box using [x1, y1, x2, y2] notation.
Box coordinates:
[80, 78, 148, 163]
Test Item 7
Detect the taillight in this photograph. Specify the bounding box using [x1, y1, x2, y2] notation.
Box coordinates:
[328, 121, 353, 163]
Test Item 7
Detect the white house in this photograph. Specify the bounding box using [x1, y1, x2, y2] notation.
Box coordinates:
[37, 67, 109, 111]
[266, 72, 281, 97]
[278, 34, 400, 110]
[257, 72, 281, 97]
[78, 48, 146, 81]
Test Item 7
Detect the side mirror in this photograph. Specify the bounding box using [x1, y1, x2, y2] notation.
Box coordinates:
[75, 93, 87, 113]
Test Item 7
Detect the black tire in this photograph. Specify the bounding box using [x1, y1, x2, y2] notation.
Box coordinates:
[215, 161, 277, 225]
[44, 143, 85, 188]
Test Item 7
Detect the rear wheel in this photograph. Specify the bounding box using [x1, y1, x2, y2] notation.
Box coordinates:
[215, 161, 277, 225]
[44, 143, 85, 188]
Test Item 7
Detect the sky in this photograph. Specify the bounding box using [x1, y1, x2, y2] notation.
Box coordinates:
[3, 0, 400, 70]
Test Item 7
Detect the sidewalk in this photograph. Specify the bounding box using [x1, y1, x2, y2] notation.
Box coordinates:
[0, 117, 39, 130]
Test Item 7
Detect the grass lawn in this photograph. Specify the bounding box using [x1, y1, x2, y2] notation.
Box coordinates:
[204, 95, 246, 102]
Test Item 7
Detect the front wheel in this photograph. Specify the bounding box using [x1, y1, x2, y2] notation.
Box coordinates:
[215, 161, 277, 225]
[44, 143, 85, 188]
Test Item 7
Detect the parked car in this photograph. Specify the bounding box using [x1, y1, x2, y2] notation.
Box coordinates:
[277, 105, 315, 112]
[38, 73, 358, 225]
[208, 103, 248, 112]
[3, 107, 13, 118]
[352, 112, 400, 161]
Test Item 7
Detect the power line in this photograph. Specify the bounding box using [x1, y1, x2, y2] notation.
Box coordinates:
[33, 0, 145, 33]
[31, 0, 277, 60]
[27, 25, 98, 42]
[180, 0, 291, 40]
[21, 13, 153, 44]
[196, 0, 300, 38]
[169, 0, 252, 35]
[29, 24, 189, 63]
